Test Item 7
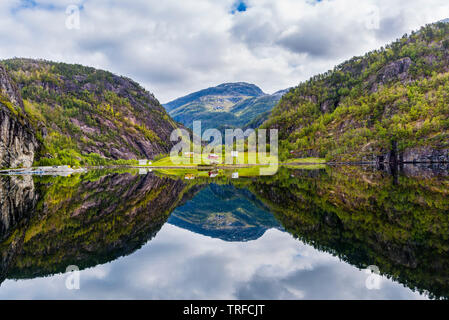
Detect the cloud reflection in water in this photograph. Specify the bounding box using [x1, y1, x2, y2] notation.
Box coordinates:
[0, 224, 426, 300]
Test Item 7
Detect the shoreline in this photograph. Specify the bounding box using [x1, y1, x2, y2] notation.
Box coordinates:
[2, 161, 449, 174]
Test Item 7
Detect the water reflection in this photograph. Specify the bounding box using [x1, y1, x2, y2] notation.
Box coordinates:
[0, 165, 448, 299]
[168, 184, 280, 241]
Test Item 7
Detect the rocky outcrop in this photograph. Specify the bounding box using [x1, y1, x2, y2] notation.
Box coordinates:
[0, 175, 37, 239]
[266, 23, 449, 163]
[376, 57, 412, 84]
[402, 147, 449, 163]
[0, 65, 38, 168]
[0, 109, 38, 168]
[3, 58, 178, 161]
[375, 146, 449, 165]
[0, 65, 23, 109]
[0, 175, 37, 283]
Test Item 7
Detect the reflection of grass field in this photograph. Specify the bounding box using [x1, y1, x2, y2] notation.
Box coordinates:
[155, 168, 217, 178]
[282, 158, 326, 164]
[151, 152, 284, 167]
[155, 165, 286, 179]
[284, 164, 327, 170]
[154, 166, 271, 179]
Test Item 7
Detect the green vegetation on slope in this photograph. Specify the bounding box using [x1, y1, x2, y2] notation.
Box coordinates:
[0, 170, 192, 279]
[263, 22, 449, 162]
[164, 83, 286, 131]
[246, 166, 449, 299]
[1, 58, 178, 166]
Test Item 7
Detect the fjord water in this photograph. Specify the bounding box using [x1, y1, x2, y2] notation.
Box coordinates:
[0, 166, 448, 299]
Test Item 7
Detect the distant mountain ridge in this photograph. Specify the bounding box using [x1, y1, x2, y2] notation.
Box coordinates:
[164, 82, 265, 112]
[164, 82, 288, 130]
[168, 184, 281, 242]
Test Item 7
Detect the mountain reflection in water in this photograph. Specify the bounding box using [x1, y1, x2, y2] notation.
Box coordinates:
[0, 165, 448, 299]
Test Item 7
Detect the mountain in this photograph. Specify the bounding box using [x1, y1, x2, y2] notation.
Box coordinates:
[263, 22, 449, 163]
[242, 89, 290, 129]
[0, 58, 178, 168]
[164, 82, 287, 130]
[0, 65, 38, 168]
[0, 171, 191, 281]
[168, 183, 280, 241]
[247, 166, 449, 299]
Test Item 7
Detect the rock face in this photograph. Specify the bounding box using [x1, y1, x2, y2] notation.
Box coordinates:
[264, 23, 449, 163]
[0, 175, 37, 239]
[375, 146, 449, 164]
[377, 57, 412, 85]
[0, 175, 37, 283]
[402, 147, 449, 163]
[2, 58, 179, 163]
[0, 65, 38, 168]
[0, 65, 23, 109]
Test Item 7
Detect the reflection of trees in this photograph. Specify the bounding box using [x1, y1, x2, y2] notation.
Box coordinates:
[246, 166, 449, 299]
[0, 171, 190, 282]
[0, 175, 37, 284]
[2, 165, 449, 299]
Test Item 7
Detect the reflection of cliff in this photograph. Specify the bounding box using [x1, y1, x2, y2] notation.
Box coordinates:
[0, 175, 38, 283]
[0, 171, 190, 281]
[247, 166, 449, 299]
[168, 184, 280, 241]
[0, 175, 37, 239]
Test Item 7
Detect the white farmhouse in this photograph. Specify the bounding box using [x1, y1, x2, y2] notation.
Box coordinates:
[138, 159, 149, 166]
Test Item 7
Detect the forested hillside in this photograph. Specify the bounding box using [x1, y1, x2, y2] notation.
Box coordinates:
[1, 58, 178, 167]
[263, 22, 449, 163]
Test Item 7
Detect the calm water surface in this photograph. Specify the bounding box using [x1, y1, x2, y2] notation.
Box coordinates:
[0, 165, 447, 299]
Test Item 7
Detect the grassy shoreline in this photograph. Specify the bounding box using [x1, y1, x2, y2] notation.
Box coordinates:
[0, 156, 328, 174]
[150, 153, 326, 167]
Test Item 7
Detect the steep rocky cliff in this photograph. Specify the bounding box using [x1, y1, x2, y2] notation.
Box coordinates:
[1, 58, 179, 166]
[0, 65, 38, 168]
[263, 22, 449, 163]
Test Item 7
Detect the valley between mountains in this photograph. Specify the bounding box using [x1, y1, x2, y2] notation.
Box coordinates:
[3, 21, 449, 168]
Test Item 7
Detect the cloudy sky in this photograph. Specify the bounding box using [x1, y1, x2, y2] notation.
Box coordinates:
[0, 225, 426, 299]
[1, 0, 449, 102]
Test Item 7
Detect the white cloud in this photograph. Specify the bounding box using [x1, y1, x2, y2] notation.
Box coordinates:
[0, 0, 449, 102]
[0, 225, 427, 299]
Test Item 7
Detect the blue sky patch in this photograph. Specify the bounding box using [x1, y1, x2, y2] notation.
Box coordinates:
[231, 1, 247, 14]
[11, 0, 85, 14]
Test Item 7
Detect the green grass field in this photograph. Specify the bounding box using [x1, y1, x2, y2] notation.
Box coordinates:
[150, 152, 280, 167]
